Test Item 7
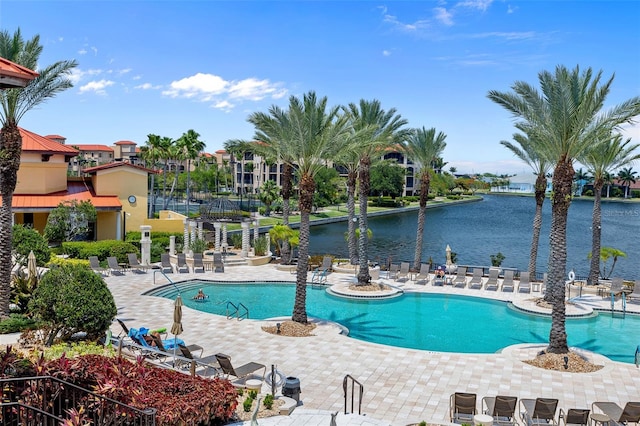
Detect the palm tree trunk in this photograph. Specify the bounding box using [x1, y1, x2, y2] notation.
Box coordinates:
[528, 174, 547, 277]
[162, 163, 169, 209]
[186, 159, 191, 217]
[281, 163, 293, 264]
[148, 173, 156, 219]
[347, 170, 357, 265]
[357, 156, 371, 285]
[0, 121, 22, 317]
[413, 173, 430, 268]
[546, 159, 572, 354]
[587, 180, 604, 285]
[292, 174, 314, 323]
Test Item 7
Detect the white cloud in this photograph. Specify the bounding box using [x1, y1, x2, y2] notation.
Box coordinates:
[78, 79, 114, 95]
[434, 7, 454, 26]
[620, 122, 640, 141]
[134, 82, 161, 90]
[382, 50, 392, 56]
[162, 73, 287, 109]
[382, 11, 431, 32]
[469, 31, 537, 41]
[456, 0, 494, 12]
[78, 48, 87, 55]
[118, 68, 132, 76]
[507, 4, 517, 14]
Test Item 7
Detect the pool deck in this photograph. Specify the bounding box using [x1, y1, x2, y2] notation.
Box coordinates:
[105, 265, 639, 426]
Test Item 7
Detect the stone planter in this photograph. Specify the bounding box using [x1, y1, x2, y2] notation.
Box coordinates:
[246, 254, 272, 266]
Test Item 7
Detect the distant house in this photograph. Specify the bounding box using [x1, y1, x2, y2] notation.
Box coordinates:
[490, 173, 551, 194]
[11, 128, 154, 240]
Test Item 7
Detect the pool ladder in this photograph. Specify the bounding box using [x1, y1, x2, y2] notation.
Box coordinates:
[226, 301, 249, 321]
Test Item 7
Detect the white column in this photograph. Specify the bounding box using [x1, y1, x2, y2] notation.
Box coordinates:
[266, 234, 271, 256]
[169, 235, 176, 256]
[190, 220, 197, 244]
[197, 221, 203, 241]
[241, 221, 250, 258]
[183, 219, 189, 253]
[214, 222, 221, 251]
[222, 223, 228, 247]
[253, 220, 259, 242]
[140, 225, 152, 265]
[116, 212, 123, 241]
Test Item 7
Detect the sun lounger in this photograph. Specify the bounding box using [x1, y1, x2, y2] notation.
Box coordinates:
[484, 268, 499, 291]
[192, 253, 205, 273]
[178, 344, 220, 376]
[468, 268, 484, 289]
[127, 327, 183, 359]
[107, 256, 126, 276]
[501, 270, 515, 292]
[518, 272, 531, 293]
[160, 253, 174, 273]
[89, 256, 108, 276]
[213, 252, 225, 273]
[452, 266, 468, 288]
[482, 395, 518, 426]
[432, 265, 446, 286]
[215, 353, 266, 381]
[627, 280, 640, 303]
[396, 262, 410, 282]
[127, 253, 151, 273]
[450, 392, 477, 423]
[176, 253, 189, 273]
[388, 263, 400, 280]
[520, 398, 558, 426]
[414, 263, 430, 285]
[592, 401, 640, 426]
[558, 408, 589, 426]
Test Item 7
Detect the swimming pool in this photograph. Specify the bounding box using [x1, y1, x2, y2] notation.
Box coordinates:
[145, 281, 640, 364]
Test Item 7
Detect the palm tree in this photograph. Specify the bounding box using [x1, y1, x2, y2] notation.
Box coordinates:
[488, 65, 640, 354]
[580, 133, 640, 285]
[259, 179, 280, 216]
[602, 171, 614, 198]
[500, 132, 552, 278]
[140, 134, 165, 218]
[224, 139, 253, 210]
[0, 29, 77, 317]
[617, 167, 637, 198]
[402, 127, 447, 268]
[248, 106, 297, 263]
[253, 91, 350, 323]
[344, 100, 408, 285]
[177, 129, 206, 217]
[573, 167, 590, 196]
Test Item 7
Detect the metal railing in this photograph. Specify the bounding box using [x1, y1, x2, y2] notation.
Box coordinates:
[342, 374, 364, 415]
[226, 301, 249, 320]
[0, 376, 157, 426]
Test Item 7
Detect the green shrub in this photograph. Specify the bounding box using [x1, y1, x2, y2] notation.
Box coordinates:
[263, 393, 274, 409]
[248, 389, 258, 399]
[446, 195, 462, 200]
[229, 233, 242, 249]
[253, 236, 268, 256]
[584, 189, 594, 196]
[108, 241, 139, 263]
[631, 190, 640, 198]
[243, 396, 253, 412]
[12, 224, 51, 267]
[41, 341, 116, 360]
[0, 314, 39, 334]
[62, 240, 139, 263]
[190, 237, 207, 254]
[29, 264, 117, 345]
[46, 257, 90, 269]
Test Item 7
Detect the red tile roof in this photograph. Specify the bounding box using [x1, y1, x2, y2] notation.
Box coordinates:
[114, 140, 136, 145]
[73, 144, 114, 152]
[13, 181, 121, 210]
[44, 134, 66, 140]
[83, 161, 158, 174]
[215, 149, 227, 154]
[20, 127, 78, 155]
[0, 57, 38, 88]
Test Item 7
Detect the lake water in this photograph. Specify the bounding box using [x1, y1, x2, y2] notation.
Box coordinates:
[309, 195, 639, 280]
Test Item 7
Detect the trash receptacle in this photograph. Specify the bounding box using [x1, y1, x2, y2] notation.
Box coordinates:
[282, 376, 301, 403]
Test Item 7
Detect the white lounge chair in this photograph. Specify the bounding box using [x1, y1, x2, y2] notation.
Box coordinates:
[396, 262, 410, 282]
[484, 269, 499, 291]
[452, 266, 468, 288]
[414, 263, 430, 285]
[468, 268, 483, 289]
[501, 270, 515, 292]
[518, 272, 531, 293]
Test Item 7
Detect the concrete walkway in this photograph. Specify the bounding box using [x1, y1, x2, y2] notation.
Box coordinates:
[104, 264, 640, 425]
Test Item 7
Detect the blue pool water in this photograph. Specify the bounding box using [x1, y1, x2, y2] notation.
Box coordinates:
[146, 281, 640, 364]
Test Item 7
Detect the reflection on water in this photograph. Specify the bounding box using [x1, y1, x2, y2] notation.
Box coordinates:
[309, 195, 639, 279]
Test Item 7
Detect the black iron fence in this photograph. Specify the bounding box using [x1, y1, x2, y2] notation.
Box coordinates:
[0, 376, 156, 426]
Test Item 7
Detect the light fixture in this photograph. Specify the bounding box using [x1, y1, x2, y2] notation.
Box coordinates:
[276, 323, 281, 334]
[563, 356, 569, 369]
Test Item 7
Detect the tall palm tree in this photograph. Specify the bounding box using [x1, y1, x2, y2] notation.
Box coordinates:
[344, 100, 408, 285]
[334, 148, 360, 265]
[580, 133, 640, 285]
[500, 132, 552, 278]
[253, 91, 350, 323]
[617, 166, 638, 198]
[248, 106, 297, 263]
[602, 171, 614, 198]
[164, 141, 184, 209]
[402, 127, 447, 268]
[224, 139, 253, 210]
[0, 29, 77, 317]
[177, 129, 206, 218]
[258, 179, 280, 216]
[157, 136, 173, 208]
[488, 65, 640, 354]
[140, 134, 165, 218]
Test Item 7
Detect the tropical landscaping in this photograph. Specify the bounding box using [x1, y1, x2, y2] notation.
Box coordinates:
[1, 25, 640, 425]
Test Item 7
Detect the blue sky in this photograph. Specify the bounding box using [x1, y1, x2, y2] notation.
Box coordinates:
[2, 0, 639, 175]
